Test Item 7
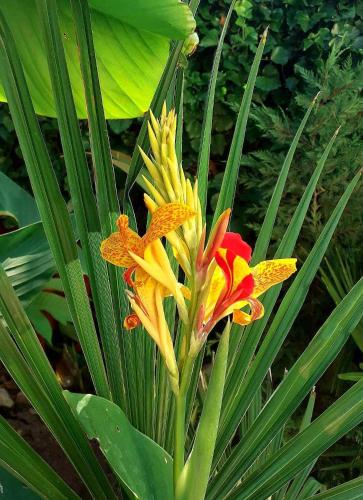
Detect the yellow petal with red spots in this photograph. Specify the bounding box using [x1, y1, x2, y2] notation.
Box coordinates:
[100, 215, 142, 267]
[252, 258, 297, 298]
[142, 203, 195, 247]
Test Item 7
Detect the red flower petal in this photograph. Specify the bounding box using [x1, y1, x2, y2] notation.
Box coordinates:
[221, 232, 252, 262]
[229, 273, 255, 303]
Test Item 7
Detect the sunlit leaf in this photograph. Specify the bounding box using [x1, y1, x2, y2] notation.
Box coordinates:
[0, 0, 195, 118]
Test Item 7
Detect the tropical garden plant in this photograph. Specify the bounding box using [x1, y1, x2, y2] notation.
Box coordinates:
[0, 1, 362, 499]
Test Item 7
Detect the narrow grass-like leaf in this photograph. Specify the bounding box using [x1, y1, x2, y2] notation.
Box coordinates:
[251, 94, 318, 265]
[306, 476, 363, 499]
[197, 0, 237, 216]
[212, 28, 267, 226]
[0, 415, 78, 499]
[228, 378, 363, 499]
[0, 314, 114, 498]
[226, 127, 339, 387]
[0, 8, 109, 398]
[285, 391, 317, 499]
[35, 0, 125, 405]
[208, 275, 363, 498]
[213, 170, 361, 469]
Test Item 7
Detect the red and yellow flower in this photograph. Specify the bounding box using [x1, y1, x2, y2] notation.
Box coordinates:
[198, 210, 297, 336]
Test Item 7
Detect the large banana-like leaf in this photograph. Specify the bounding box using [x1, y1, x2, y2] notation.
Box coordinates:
[0, 0, 195, 118]
[65, 391, 173, 499]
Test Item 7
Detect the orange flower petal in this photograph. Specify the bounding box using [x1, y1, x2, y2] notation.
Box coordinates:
[123, 313, 140, 330]
[100, 214, 142, 267]
[142, 203, 195, 247]
[252, 258, 297, 297]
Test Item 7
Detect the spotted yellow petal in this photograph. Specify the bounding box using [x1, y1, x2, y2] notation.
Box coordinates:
[100, 214, 142, 267]
[252, 258, 297, 297]
[142, 202, 195, 247]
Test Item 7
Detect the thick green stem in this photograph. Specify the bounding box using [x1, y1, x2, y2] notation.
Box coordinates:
[174, 354, 195, 490]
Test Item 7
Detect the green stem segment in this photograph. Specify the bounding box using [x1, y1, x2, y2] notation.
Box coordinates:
[174, 354, 196, 489]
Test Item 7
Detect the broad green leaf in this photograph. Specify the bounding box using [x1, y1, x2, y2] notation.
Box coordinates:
[0, 416, 76, 500]
[65, 392, 174, 500]
[0, 467, 39, 500]
[26, 282, 71, 344]
[0, 0, 195, 118]
[0, 171, 39, 226]
[177, 322, 230, 500]
[89, 0, 195, 39]
[0, 223, 55, 303]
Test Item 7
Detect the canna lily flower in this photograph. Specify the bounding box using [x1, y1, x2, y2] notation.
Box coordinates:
[203, 231, 297, 334]
[100, 201, 195, 289]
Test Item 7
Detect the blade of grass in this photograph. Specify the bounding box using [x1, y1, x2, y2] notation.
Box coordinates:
[228, 377, 363, 499]
[212, 28, 267, 226]
[197, 0, 237, 216]
[213, 170, 361, 470]
[0, 415, 78, 499]
[36, 0, 124, 406]
[69, 0, 131, 413]
[177, 322, 230, 500]
[0, 8, 109, 398]
[284, 390, 317, 499]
